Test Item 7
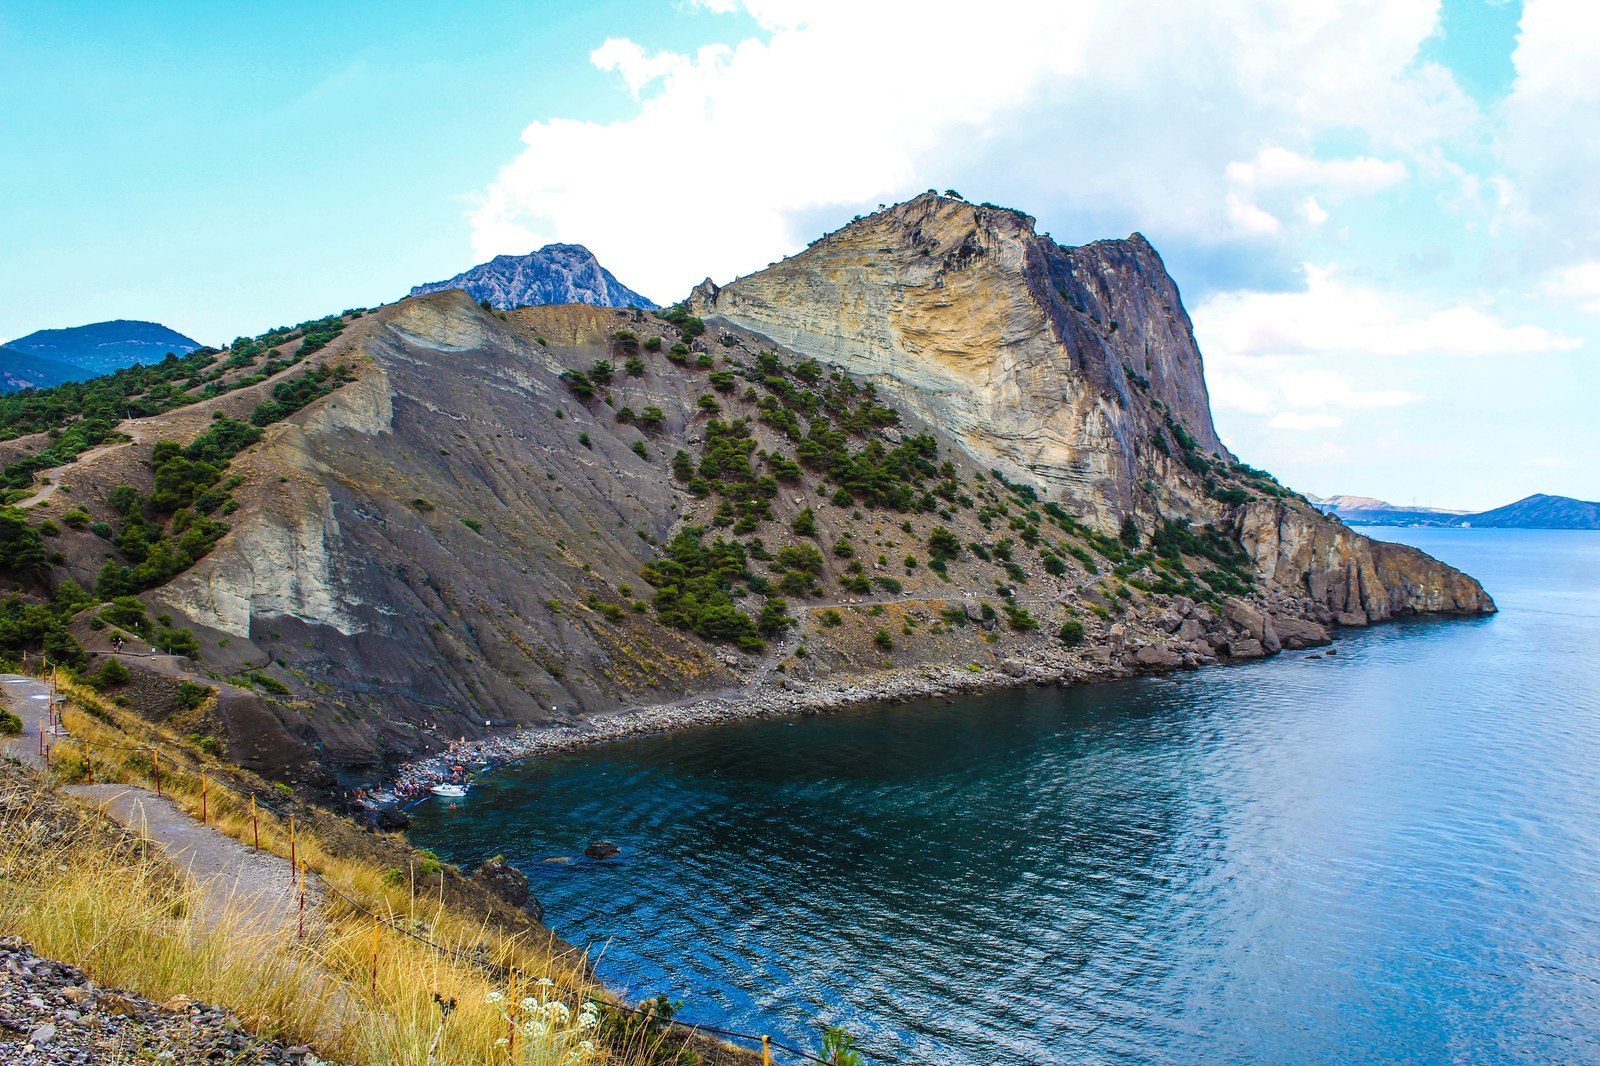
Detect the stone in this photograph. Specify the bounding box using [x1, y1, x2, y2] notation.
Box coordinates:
[29, 1022, 56, 1046]
[371, 807, 409, 832]
[472, 856, 544, 920]
[584, 841, 621, 860]
[1133, 644, 1183, 669]
[1270, 614, 1331, 650]
[1177, 618, 1203, 642]
[1000, 659, 1028, 678]
[1226, 638, 1265, 659]
[1223, 599, 1266, 642]
[157, 995, 194, 1013]
[99, 993, 138, 1017]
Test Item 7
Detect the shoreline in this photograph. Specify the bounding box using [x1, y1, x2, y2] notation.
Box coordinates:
[372, 642, 1210, 807]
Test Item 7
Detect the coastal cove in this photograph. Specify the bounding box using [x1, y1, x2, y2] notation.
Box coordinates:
[407, 528, 1600, 1065]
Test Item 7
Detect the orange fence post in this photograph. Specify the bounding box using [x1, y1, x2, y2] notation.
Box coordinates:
[298, 860, 307, 941]
[201, 775, 209, 825]
[762, 1035, 772, 1066]
[507, 968, 519, 1058]
[151, 747, 161, 797]
[83, 740, 93, 784]
[250, 793, 260, 850]
[370, 918, 381, 998]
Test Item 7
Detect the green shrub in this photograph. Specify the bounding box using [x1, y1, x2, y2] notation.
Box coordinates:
[873, 628, 894, 650]
[1004, 603, 1039, 631]
[90, 658, 131, 691]
[460, 517, 484, 534]
[1059, 619, 1086, 646]
[819, 608, 843, 627]
[0, 709, 21, 735]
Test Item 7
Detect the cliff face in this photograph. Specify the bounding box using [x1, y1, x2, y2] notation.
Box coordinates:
[410, 244, 657, 311]
[697, 193, 1492, 625]
[694, 194, 1227, 527]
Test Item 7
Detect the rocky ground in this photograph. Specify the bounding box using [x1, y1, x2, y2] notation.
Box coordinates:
[0, 938, 325, 1065]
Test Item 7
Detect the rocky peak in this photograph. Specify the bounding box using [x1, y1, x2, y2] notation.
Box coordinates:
[696, 193, 1226, 526]
[410, 243, 657, 311]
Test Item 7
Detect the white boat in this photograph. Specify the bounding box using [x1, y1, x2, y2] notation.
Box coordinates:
[430, 783, 467, 798]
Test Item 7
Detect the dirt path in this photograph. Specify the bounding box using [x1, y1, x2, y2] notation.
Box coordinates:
[13, 420, 148, 509]
[66, 783, 321, 932]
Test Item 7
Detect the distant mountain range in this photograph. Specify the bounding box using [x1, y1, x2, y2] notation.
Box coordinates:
[410, 244, 657, 310]
[0, 319, 201, 392]
[1309, 493, 1600, 530]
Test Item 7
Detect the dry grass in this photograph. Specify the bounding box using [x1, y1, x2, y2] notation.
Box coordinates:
[2, 672, 735, 1065]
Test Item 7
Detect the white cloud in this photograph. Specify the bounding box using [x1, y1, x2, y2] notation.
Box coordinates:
[588, 37, 695, 98]
[470, 0, 1475, 301]
[1543, 261, 1600, 314]
[1209, 375, 1274, 414]
[1195, 264, 1581, 362]
[1269, 412, 1344, 431]
[1277, 369, 1415, 409]
[1497, 0, 1600, 268]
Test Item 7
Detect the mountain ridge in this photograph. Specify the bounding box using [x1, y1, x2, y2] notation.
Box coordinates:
[5, 319, 201, 377]
[410, 243, 657, 311]
[1313, 491, 1599, 529]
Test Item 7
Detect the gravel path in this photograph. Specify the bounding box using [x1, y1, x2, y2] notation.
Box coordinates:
[64, 784, 320, 933]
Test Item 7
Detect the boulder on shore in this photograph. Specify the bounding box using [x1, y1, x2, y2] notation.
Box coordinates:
[473, 856, 544, 922]
[585, 840, 622, 860]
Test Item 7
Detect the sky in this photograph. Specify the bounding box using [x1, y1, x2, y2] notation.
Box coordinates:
[1, 0, 1596, 510]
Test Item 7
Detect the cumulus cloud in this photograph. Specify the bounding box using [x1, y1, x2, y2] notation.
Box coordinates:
[470, 0, 1475, 301]
[1194, 264, 1580, 362]
[1223, 147, 1407, 233]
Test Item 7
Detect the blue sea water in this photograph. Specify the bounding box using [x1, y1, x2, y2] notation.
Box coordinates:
[408, 528, 1600, 1064]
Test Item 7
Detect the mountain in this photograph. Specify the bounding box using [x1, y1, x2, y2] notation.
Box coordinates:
[1311, 491, 1599, 529]
[0, 344, 86, 392]
[1307, 494, 1468, 527]
[1455, 494, 1600, 530]
[3, 320, 201, 382]
[0, 194, 1492, 790]
[410, 244, 657, 310]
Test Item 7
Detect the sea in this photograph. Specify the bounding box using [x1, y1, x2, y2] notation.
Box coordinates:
[408, 528, 1600, 1065]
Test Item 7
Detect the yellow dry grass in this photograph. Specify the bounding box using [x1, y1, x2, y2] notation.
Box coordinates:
[2, 671, 715, 1065]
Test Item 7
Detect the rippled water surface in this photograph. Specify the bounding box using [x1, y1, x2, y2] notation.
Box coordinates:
[409, 529, 1600, 1064]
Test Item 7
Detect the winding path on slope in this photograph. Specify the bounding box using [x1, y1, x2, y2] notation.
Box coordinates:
[12, 419, 149, 509]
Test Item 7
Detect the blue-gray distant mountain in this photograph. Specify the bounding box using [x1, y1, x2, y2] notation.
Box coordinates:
[4, 320, 202, 381]
[0, 344, 85, 392]
[1456, 494, 1600, 530]
[409, 244, 657, 310]
[1312, 492, 1600, 530]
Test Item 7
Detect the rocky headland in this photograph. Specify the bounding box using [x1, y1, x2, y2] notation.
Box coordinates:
[0, 193, 1492, 797]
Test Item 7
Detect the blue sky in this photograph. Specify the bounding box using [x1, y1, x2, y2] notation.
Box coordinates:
[1, 0, 1595, 509]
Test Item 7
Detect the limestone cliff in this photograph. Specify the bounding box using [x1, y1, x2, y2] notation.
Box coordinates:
[693, 194, 1227, 527]
[695, 192, 1492, 626]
